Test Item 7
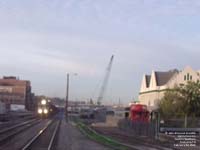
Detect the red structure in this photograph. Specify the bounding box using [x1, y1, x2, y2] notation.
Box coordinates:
[129, 104, 149, 122]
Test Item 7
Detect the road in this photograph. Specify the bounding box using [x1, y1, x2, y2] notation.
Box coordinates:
[55, 118, 111, 150]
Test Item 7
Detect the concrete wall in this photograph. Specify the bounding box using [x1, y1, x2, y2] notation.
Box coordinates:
[139, 91, 165, 107]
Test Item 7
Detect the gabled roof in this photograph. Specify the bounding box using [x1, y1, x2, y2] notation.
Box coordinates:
[145, 75, 151, 88]
[155, 69, 178, 86]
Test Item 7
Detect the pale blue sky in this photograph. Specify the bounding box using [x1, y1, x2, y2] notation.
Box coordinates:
[0, 0, 200, 104]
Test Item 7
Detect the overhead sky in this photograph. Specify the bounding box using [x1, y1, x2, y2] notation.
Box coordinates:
[0, 0, 200, 104]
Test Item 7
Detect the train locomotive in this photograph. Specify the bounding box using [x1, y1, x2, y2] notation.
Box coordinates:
[37, 99, 58, 118]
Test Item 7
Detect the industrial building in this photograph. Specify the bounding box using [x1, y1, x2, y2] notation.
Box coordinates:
[0, 76, 33, 110]
[139, 66, 200, 110]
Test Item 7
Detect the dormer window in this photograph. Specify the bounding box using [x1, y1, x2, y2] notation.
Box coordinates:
[184, 75, 186, 81]
[185, 73, 192, 81]
[187, 73, 190, 80]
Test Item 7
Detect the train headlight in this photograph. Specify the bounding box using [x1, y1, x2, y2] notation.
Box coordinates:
[41, 99, 47, 105]
[44, 108, 48, 114]
[38, 108, 42, 114]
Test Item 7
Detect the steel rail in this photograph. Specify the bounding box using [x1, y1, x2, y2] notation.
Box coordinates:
[0, 119, 41, 145]
[48, 120, 61, 150]
[0, 118, 38, 134]
[21, 119, 57, 150]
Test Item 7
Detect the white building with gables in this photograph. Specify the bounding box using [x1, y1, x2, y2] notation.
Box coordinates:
[139, 66, 200, 110]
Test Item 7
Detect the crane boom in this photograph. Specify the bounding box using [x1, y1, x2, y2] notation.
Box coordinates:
[97, 55, 114, 105]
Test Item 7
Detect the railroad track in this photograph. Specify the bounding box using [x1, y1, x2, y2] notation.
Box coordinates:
[0, 118, 41, 145]
[93, 127, 172, 150]
[21, 119, 61, 150]
[0, 115, 37, 129]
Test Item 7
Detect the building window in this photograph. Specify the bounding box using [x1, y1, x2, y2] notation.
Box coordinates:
[184, 75, 186, 81]
[190, 76, 192, 80]
[187, 73, 190, 81]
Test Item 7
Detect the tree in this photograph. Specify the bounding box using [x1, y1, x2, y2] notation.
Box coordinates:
[89, 98, 94, 105]
[177, 81, 200, 127]
[179, 81, 200, 115]
[158, 81, 200, 127]
[158, 89, 183, 119]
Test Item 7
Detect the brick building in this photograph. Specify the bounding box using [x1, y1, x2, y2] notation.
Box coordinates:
[0, 76, 32, 110]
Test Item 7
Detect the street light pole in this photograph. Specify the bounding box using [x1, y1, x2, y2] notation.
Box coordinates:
[66, 73, 69, 121]
[65, 73, 77, 122]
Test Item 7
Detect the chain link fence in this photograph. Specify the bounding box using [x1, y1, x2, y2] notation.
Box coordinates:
[118, 119, 156, 138]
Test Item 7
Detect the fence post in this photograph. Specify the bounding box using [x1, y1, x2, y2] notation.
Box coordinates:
[154, 111, 160, 140]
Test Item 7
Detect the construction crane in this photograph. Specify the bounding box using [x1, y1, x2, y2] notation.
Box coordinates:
[97, 55, 114, 105]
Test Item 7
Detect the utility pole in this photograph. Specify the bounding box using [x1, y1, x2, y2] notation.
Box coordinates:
[65, 73, 77, 121]
[66, 73, 69, 121]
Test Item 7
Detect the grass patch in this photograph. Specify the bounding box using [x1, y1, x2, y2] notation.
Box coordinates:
[76, 122, 129, 150]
